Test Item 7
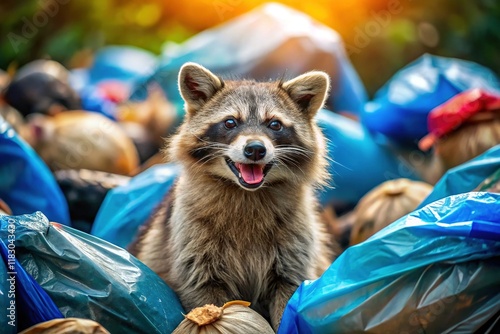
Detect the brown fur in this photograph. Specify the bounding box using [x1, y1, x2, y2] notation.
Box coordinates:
[131, 63, 334, 330]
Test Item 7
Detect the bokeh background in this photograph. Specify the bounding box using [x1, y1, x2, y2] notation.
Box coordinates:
[1, 0, 499, 95]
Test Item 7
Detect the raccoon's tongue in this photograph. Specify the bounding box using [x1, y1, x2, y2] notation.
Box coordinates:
[236, 163, 264, 184]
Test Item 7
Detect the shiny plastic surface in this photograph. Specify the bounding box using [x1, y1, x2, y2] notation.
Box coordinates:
[0, 116, 70, 225]
[278, 192, 500, 334]
[362, 54, 500, 142]
[316, 110, 420, 207]
[0, 237, 63, 332]
[88, 46, 157, 86]
[91, 163, 180, 248]
[0, 212, 184, 334]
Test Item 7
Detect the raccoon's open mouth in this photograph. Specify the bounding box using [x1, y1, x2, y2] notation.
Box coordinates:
[225, 158, 273, 189]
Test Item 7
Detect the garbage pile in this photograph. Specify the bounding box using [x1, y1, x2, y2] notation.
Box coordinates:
[1, 3, 499, 333]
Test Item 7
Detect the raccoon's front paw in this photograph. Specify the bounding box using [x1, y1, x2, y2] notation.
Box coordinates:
[270, 282, 297, 331]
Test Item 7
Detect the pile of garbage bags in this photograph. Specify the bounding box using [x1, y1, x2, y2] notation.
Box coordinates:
[1, 3, 499, 333]
[0, 212, 184, 333]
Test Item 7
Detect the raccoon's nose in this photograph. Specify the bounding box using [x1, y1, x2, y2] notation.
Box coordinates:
[244, 141, 267, 161]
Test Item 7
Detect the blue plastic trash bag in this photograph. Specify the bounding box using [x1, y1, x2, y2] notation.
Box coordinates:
[0, 238, 11, 333]
[316, 110, 421, 207]
[362, 54, 500, 143]
[92, 163, 180, 248]
[69, 46, 157, 114]
[419, 145, 500, 208]
[90, 46, 157, 84]
[131, 3, 367, 117]
[0, 211, 185, 334]
[0, 116, 70, 225]
[77, 85, 118, 120]
[0, 234, 63, 332]
[278, 192, 500, 334]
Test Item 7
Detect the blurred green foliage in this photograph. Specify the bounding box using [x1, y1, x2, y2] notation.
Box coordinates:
[350, 0, 500, 95]
[0, 0, 499, 96]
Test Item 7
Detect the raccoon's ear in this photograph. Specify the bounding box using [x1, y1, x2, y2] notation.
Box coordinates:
[178, 62, 224, 114]
[282, 71, 330, 118]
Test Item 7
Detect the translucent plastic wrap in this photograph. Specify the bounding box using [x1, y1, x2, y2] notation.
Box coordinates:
[278, 192, 500, 334]
[0, 212, 184, 334]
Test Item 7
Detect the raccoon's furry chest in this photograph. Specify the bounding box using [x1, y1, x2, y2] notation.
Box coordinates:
[170, 207, 279, 300]
[169, 176, 316, 264]
[136, 175, 325, 311]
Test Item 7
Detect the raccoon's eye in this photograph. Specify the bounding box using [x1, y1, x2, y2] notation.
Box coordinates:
[268, 120, 283, 131]
[224, 118, 238, 129]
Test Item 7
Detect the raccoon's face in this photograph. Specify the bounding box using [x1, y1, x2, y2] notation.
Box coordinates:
[171, 62, 330, 190]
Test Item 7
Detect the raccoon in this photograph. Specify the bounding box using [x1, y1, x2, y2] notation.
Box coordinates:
[132, 62, 334, 330]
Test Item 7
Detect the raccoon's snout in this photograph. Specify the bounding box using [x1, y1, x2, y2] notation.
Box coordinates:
[244, 141, 267, 161]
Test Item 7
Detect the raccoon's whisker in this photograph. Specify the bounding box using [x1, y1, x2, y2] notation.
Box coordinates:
[192, 141, 231, 150]
[274, 147, 314, 161]
[323, 155, 348, 170]
[275, 145, 313, 155]
[198, 151, 227, 167]
[274, 148, 311, 155]
[190, 133, 231, 149]
[275, 151, 311, 159]
[278, 154, 313, 163]
[199, 155, 218, 165]
[192, 147, 229, 168]
[278, 155, 308, 176]
[275, 150, 313, 163]
[192, 144, 229, 153]
[273, 156, 305, 176]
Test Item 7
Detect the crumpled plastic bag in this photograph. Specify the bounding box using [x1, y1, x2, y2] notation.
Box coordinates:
[91, 163, 180, 248]
[0, 235, 63, 332]
[69, 46, 157, 90]
[419, 144, 500, 208]
[0, 212, 184, 334]
[316, 110, 420, 207]
[278, 191, 500, 334]
[131, 3, 367, 116]
[362, 54, 500, 143]
[0, 116, 70, 225]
